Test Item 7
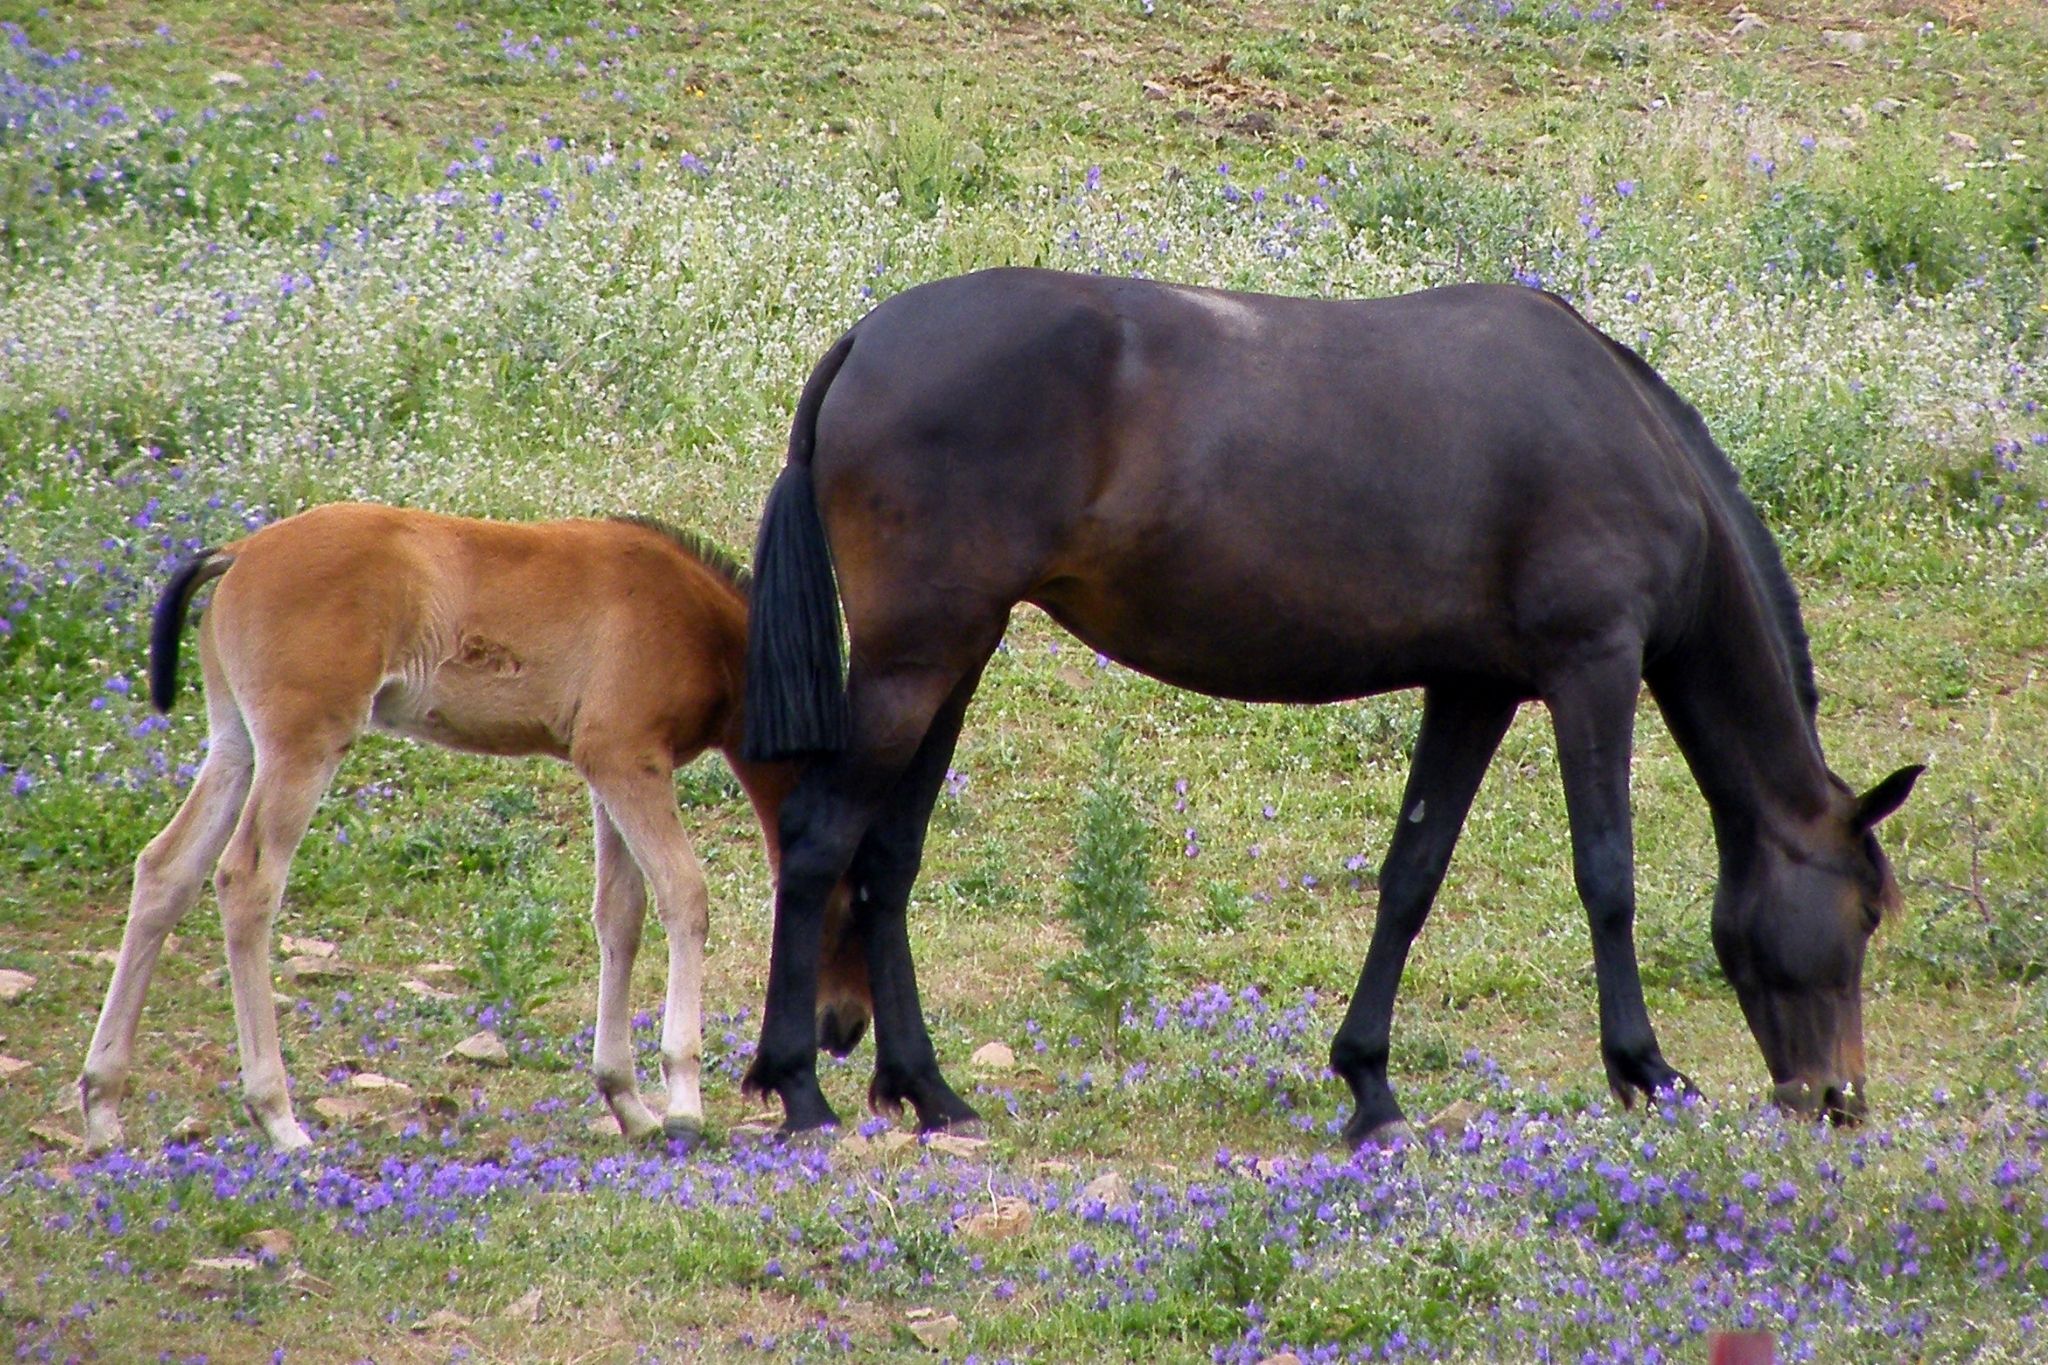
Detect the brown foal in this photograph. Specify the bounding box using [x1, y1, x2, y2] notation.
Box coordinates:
[79, 502, 865, 1152]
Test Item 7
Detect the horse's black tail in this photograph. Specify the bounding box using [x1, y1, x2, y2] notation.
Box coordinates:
[743, 331, 858, 762]
[148, 550, 232, 713]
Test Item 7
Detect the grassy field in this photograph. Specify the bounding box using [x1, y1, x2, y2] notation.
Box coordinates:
[3, 1, 2047, 1360]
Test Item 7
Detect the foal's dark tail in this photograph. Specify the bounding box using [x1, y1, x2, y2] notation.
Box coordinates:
[743, 331, 858, 762]
[147, 549, 232, 713]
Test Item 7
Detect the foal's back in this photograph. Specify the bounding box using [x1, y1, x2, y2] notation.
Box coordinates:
[201, 504, 748, 764]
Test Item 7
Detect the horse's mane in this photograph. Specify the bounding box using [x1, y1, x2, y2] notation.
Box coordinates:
[610, 515, 753, 596]
[1593, 329, 1821, 731]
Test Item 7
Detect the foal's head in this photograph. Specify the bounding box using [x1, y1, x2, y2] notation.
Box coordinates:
[1712, 765, 1921, 1123]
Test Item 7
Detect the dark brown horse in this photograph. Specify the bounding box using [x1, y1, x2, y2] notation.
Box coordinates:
[738, 267, 1921, 1145]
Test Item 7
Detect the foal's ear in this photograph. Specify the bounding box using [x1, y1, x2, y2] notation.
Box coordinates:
[1852, 765, 1924, 832]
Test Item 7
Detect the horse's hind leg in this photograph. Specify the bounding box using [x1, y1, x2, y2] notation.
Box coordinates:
[582, 760, 711, 1143]
[80, 693, 255, 1152]
[850, 668, 988, 1132]
[1545, 648, 1689, 1107]
[583, 795, 663, 1142]
[214, 732, 348, 1150]
[1330, 685, 1517, 1147]
[745, 659, 993, 1134]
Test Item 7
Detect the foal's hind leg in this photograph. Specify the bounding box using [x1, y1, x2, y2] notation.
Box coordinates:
[850, 670, 987, 1132]
[584, 796, 663, 1142]
[80, 705, 255, 1152]
[214, 734, 349, 1150]
[582, 760, 712, 1142]
[1329, 685, 1517, 1147]
[1545, 649, 1690, 1107]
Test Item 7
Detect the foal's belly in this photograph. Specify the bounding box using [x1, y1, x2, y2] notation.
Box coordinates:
[369, 661, 570, 760]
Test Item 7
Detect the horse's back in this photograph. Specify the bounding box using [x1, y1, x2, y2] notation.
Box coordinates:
[811, 271, 1712, 701]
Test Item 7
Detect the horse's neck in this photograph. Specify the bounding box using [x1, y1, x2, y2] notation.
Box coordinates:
[1649, 560, 1837, 845]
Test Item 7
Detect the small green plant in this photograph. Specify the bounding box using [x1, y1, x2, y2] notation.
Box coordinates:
[469, 891, 567, 1020]
[1049, 733, 1160, 1041]
[1200, 879, 1250, 933]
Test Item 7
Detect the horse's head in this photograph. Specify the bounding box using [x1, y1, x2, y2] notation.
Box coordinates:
[1712, 765, 1922, 1123]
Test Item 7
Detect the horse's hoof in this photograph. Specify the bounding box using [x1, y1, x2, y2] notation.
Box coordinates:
[662, 1116, 706, 1150]
[1349, 1118, 1412, 1150]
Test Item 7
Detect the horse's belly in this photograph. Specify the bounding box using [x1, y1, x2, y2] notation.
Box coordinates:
[1035, 588, 1517, 704]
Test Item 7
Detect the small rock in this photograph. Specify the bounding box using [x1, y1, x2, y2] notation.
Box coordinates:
[916, 2, 948, 17]
[1945, 130, 1980, 153]
[504, 1288, 547, 1324]
[27, 1121, 82, 1152]
[1141, 80, 1172, 101]
[1872, 97, 1905, 119]
[279, 935, 338, 959]
[925, 1132, 987, 1158]
[1821, 29, 1868, 54]
[242, 1228, 295, 1259]
[284, 955, 355, 983]
[958, 1196, 1033, 1241]
[1034, 1159, 1078, 1176]
[969, 1041, 1015, 1071]
[1427, 1098, 1485, 1139]
[450, 1031, 511, 1067]
[207, 71, 247, 87]
[1730, 15, 1768, 38]
[416, 962, 463, 980]
[401, 978, 460, 1002]
[349, 1072, 412, 1093]
[312, 1094, 378, 1124]
[0, 1056, 31, 1080]
[1841, 103, 1869, 130]
[282, 1266, 335, 1298]
[411, 1308, 472, 1334]
[180, 1256, 258, 1294]
[905, 1313, 961, 1350]
[0, 969, 35, 1003]
[1081, 1171, 1132, 1206]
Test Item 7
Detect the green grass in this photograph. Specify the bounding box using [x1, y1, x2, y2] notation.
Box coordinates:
[3, 1, 2048, 1360]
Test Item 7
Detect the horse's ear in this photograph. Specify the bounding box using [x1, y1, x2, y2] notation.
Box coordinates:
[1852, 764, 1924, 832]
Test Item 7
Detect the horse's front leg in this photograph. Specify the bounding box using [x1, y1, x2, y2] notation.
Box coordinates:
[1546, 650, 1691, 1106]
[1329, 686, 1518, 1146]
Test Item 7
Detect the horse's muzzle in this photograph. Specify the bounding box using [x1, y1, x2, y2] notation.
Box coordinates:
[1772, 1076, 1867, 1125]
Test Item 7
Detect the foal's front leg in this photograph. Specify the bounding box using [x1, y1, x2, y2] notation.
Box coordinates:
[587, 769, 711, 1142]
[587, 798, 664, 1142]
